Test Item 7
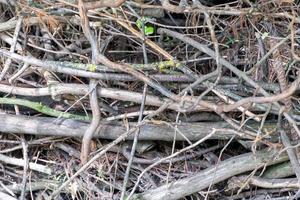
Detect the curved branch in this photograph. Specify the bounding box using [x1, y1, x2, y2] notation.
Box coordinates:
[219, 73, 300, 112]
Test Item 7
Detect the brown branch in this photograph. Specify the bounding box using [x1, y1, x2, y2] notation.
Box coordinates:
[50, 123, 136, 198]
[0, 48, 215, 110]
[266, 23, 292, 110]
[219, 73, 300, 112]
[114, 19, 173, 60]
[80, 80, 101, 164]
[83, 0, 126, 10]
[158, 1, 300, 23]
[160, 0, 185, 13]
[77, 4, 216, 110]
[78, 0, 102, 164]
[157, 28, 300, 124]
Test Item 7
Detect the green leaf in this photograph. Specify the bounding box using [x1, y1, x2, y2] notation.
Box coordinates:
[136, 17, 155, 35]
[144, 25, 154, 35]
[136, 18, 143, 29]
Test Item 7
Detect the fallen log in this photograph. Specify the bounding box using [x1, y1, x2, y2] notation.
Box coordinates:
[132, 149, 291, 200]
[0, 114, 276, 141]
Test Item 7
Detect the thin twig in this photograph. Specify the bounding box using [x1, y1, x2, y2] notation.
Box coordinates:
[121, 19, 149, 199]
[127, 129, 217, 199]
[0, 15, 23, 80]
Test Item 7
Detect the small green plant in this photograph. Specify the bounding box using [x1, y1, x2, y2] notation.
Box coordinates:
[136, 17, 155, 35]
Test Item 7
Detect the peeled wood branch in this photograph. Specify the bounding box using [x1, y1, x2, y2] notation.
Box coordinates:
[0, 181, 60, 194]
[247, 176, 300, 188]
[228, 175, 300, 190]
[0, 153, 51, 175]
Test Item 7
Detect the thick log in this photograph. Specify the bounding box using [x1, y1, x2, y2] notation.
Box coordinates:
[0, 114, 275, 141]
[133, 149, 290, 200]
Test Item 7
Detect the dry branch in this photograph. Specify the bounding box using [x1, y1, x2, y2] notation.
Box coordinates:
[133, 149, 292, 200]
[0, 114, 272, 141]
[0, 153, 51, 174]
[0, 0, 299, 199]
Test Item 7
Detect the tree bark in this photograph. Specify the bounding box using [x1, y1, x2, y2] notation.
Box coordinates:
[133, 149, 290, 200]
[0, 114, 275, 141]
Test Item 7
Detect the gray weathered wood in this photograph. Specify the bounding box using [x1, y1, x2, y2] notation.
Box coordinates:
[133, 149, 290, 200]
[0, 114, 275, 141]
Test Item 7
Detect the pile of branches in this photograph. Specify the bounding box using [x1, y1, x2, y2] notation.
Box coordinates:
[0, 0, 300, 199]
